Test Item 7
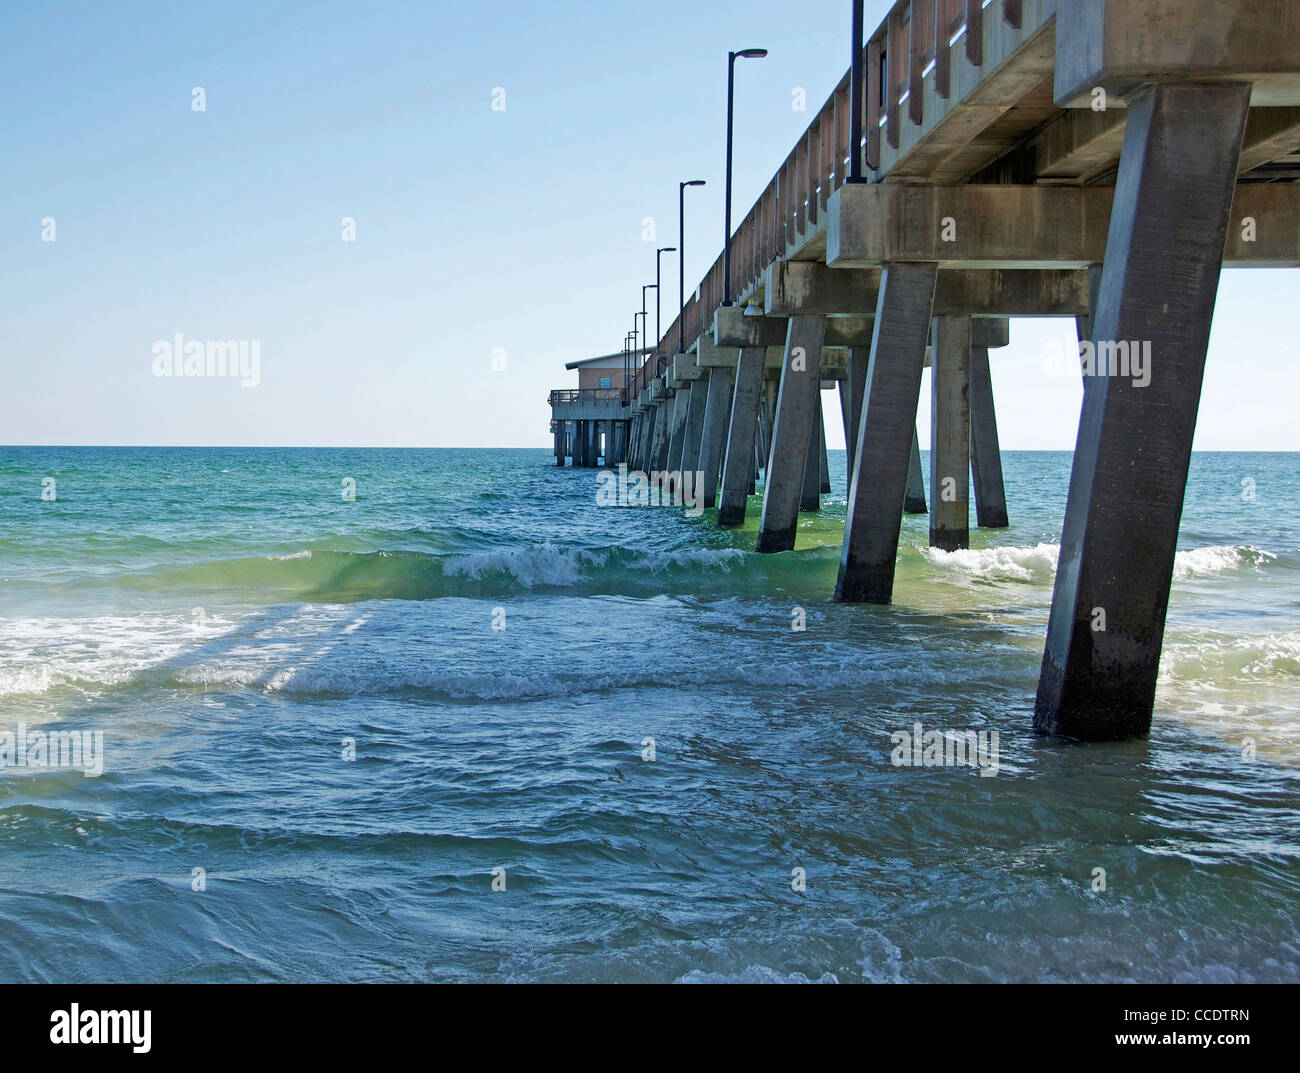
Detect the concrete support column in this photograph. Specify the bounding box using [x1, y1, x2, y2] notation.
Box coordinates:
[756, 314, 827, 553]
[799, 397, 822, 513]
[554, 423, 564, 466]
[970, 347, 1008, 527]
[651, 397, 671, 472]
[637, 409, 654, 470]
[698, 365, 735, 510]
[717, 347, 765, 527]
[665, 388, 689, 473]
[929, 316, 972, 552]
[818, 409, 831, 494]
[762, 380, 778, 471]
[681, 378, 708, 478]
[1035, 82, 1250, 741]
[1074, 264, 1104, 385]
[843, 347, 869, 476]
[904, 426, 927, 514]
[835, 262, 939, 602]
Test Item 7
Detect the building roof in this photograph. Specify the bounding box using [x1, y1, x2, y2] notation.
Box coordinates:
[564, 348, 655, 371]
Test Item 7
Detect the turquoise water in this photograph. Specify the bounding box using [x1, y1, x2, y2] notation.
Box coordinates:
[1, 446, 1297, 982]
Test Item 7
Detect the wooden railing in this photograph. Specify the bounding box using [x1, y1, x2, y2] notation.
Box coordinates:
[631, 0, 1024, 395]
[548, 388, 624, 406]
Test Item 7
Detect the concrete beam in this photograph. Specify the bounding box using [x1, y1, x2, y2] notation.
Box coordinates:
[827, 182, 1300, 268]
[1055, 1, 1300, 107]
[1240, 107, 1300, 174]
[970, 107, 1127, 185]
[671, 352, 704, 386]
[976, 104, 1300, 184]
[697, 333, 742, 368]
[770, 259, 1095, 316]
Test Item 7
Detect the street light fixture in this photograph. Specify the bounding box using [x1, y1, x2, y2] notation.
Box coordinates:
[848, 1, 866, 184]
[723, 47, 767, 306]
[678, 180, 706, 354]
[655, 247, 676, 358]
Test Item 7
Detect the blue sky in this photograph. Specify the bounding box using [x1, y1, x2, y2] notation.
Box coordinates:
[3, 0, 1296, 450]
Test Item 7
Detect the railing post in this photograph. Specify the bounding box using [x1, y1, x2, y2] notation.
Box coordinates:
[849, 1, 864, 182]
[867, 37, 882, 169]
[935, 0, 953, 99]
[965, 0, 982, 66]
[886, 6, 903, 149]
[909, 1, 928, 126]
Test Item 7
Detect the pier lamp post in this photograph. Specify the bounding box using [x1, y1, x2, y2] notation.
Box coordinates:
[723, 47, 767, 306]
[656, 247, 676, 358]
[642, 283, 657, 362]
[678, 179, 706, 354]
[631, 321, 640, 392]
[624, 333, 633, 400]
[848, 1, 866, 184]
[638, 300, 651, 377]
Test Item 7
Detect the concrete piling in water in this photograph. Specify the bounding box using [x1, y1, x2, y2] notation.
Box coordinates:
[799, 398, 822, 513]
[970, 347, 1008, 528]
[842, 347, 868, 476]
[929, 316, 972, 552]
[903, 427, 927, 514]
[665, 386, 689, 474]
[818, 409, 831, 495]
[681, 375, 708, 478]
[651, 391, 672, 472]
[1035, 82, 1251, 741]
[756, 314, 827, 553]
[717, 347, 766, 528]
[835, 263, 939, 603]
[697, 365, 735, 510]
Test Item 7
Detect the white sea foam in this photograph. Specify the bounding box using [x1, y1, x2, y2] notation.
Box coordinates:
[918, 542, 1274, 585]
[0, 611, 235, 697]
[1172, 544, 1275, 580]
[1162, 629, 1300, 681]
[443, 543, 601, 587]
[919, 542, 1060, 582]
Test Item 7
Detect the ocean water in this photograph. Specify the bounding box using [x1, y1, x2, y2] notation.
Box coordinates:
[0, 445, 1297, 983]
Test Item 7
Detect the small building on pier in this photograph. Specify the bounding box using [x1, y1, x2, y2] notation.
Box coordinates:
[549, 349, 649, 467]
